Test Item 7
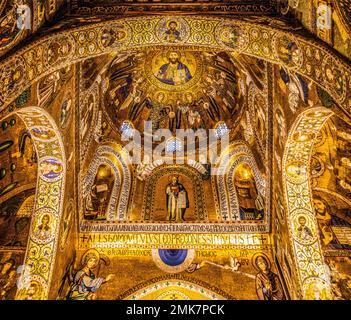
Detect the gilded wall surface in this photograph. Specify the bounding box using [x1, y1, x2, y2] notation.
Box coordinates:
[0, 3, 350, 301]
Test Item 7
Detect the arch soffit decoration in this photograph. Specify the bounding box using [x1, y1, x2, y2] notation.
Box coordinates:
[0, 15, 350, 117]
[137, 157, 208, 180]
[283, 106, 334, 299]
[117, 274, 233, 300]
[0, 107, 66, 300]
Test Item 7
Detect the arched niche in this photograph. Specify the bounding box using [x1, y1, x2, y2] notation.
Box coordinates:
[82, 142, 132, 221]
[142, 165, 207, 222]
[214, 142, 267, 228]
[233, 163, 265, 221]
[136, 156, 208, 181]
[84, 163, 115, 221]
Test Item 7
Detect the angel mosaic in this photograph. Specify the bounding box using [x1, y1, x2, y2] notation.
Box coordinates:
[62, 249, 114, 300]
[185, 253, 283, 300]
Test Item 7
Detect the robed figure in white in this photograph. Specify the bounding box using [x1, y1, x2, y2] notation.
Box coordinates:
[165, 176, 189, 221]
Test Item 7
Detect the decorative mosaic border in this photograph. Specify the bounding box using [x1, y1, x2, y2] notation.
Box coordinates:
[282, 107, 334, 299]
[68, 1, 275, 16]
[79, 222, 269, 233]
[78, 232, 271, 250]
[11, 107, 66, 300]
[117, 274, 234, 300]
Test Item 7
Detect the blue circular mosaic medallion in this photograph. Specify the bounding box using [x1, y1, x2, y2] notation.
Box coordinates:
[158, 249, 188, 266]
[152, 248, 195, 273]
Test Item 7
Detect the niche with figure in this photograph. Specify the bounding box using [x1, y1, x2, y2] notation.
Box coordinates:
[84, 164, 115, 220]
[233, 163, 265, 220]
[142, 166, 208, 222]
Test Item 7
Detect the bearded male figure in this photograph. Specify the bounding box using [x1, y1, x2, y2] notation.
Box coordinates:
[165, 176, 189, 221]
[155, 52, 192, 86]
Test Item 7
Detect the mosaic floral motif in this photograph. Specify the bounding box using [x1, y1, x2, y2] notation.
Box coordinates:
[13, 107, 66, 300]
[215, 24, 249, 52]
[119, 275, 231, 300]
[283, 107, 333, 299]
